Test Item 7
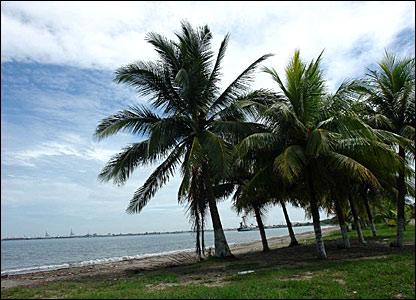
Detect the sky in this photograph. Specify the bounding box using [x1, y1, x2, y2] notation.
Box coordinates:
[1, 1, 415, 238]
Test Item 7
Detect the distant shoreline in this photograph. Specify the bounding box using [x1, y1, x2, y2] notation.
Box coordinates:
[2, 222, 329, 241]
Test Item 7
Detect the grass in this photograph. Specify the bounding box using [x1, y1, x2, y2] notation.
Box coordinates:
[324, 223, 415, 243]
[1, 225, 414, 299]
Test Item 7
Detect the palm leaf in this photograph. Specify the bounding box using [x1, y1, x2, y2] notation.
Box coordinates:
[274, 145, 306, 183]
[99, 140, 150, 184]
[126, 144, 186, 213]
[209, 53, 273, 114]
[95, 105, 160, 140]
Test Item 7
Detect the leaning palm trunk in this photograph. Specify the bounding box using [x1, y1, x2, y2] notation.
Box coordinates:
[208, 196, 232, 257]
[281, 200, 299, 246]
[333, 196, 350, 248]
[393, 146, 406, 247]
[201, 217, 205, 256]
[363, 194, 376, 238]
[307, 174, 327, 259]
[205, 167, 232, 258]
[348, 195, 366, 244]
[254, 205, 270, 252]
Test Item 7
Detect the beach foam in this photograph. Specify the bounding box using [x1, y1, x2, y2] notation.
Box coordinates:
[1, 247, 196, 276]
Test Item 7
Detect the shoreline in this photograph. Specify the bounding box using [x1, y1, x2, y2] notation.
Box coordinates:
[1, 227, 338, 289]
[1, 225, 332, 276]
[1, 224, 315, 241]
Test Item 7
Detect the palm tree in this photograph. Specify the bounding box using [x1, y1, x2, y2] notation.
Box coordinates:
[332, 193, 351, 248]
[237, 50, 392, 259]
[278, 200, 299, 246]
[348, 188, 366, 244]
[362, 185, 377, 237]
[235, 199, 271, 252]
[233, 177, 271, 252]
[95, 21, 272, 257]
[356, 52, 415, 247]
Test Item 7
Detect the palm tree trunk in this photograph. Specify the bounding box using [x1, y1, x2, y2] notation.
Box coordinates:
[203, 164, 232, 258]
[195, 215, 202, 260]
[254, 205, 270, 252]
[333, 196, 350, 248]
[281, 200, 299, 246]
[201, 217, 205, 256]
[363, 192, 377, 237]
[360, 219, 367, 229]
[307, 173, 327, 259]
[348, 195, 366, 244]
[393, 146, 406, 247]
[208, 196, 232, 257]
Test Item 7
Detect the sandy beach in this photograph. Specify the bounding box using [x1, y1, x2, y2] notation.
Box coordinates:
[1, 227, 338, 289]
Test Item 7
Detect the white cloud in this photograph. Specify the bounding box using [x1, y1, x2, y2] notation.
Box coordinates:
[1, 1, 414, 92]
[3, 132, 118, 167]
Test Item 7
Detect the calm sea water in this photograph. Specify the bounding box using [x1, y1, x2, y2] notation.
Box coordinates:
[1, 225, 329, 275]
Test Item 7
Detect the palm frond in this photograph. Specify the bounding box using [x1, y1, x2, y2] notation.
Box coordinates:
[209, 53, 274, 114]
[99, 140, 150, 184]
[114, 61, 184, 113]
[95, 105, 161, 140]
[324, 151, 380, 188]
[200, 130, 232, 177]
[274, 145, 306, 183]
[178, 137, 205, 200]
[145, 32, 180, 74]
[126, 144, 186, 214]
[236, 132, 280, 158]
[202, 33, 230, 103]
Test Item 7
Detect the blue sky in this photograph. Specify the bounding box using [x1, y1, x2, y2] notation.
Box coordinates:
[1, 1, 415, 238]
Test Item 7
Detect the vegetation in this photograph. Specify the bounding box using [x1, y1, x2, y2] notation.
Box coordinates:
[3, 225, 414, 299]
[95, 21, 415, 261]
[95, 21, 271, 258]
[354, 53, 415, 247]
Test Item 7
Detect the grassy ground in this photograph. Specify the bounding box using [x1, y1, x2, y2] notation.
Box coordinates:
[2, 225, 414, 299]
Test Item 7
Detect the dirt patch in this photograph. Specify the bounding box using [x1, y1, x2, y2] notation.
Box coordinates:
[183, 278, 227, 287]
[334, 278, 346, 285]
[343, 255, 388, 262]
[145, 282, 180, 291]
[281, 271, 314, 281]
[145, 276, 227, 291]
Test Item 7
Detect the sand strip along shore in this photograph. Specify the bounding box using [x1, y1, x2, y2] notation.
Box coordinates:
[1, 227, 338, 289]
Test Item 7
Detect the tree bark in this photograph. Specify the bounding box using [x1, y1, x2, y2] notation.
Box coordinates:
[393, 146, 406, 247]
[196, 224, 202, 259]
[203, 163, 233, 258]
[333, 196, 350, 248]
[348, 195, 366, 244]
[254, 205, 270, 252]
[201, 217, 205, 256]
[307, 173, 327, 259]
[208, 196, 233, 257]
[281, 200, 299, 246]
[363, 191, 377, 237]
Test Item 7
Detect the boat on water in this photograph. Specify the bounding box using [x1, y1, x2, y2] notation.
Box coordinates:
[237, 215, 257, 232]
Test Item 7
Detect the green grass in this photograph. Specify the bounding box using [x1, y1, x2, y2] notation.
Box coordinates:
[324, 223, 415, 243]
[2, 225, 414, 299]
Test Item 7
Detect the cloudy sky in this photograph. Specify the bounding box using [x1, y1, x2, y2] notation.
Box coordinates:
[1, 1, 415, 238]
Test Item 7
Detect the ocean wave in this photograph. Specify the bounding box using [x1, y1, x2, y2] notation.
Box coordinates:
[1, 247, 196, 276]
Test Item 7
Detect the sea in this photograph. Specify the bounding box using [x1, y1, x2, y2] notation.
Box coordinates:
[1, 225, 329, 276]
